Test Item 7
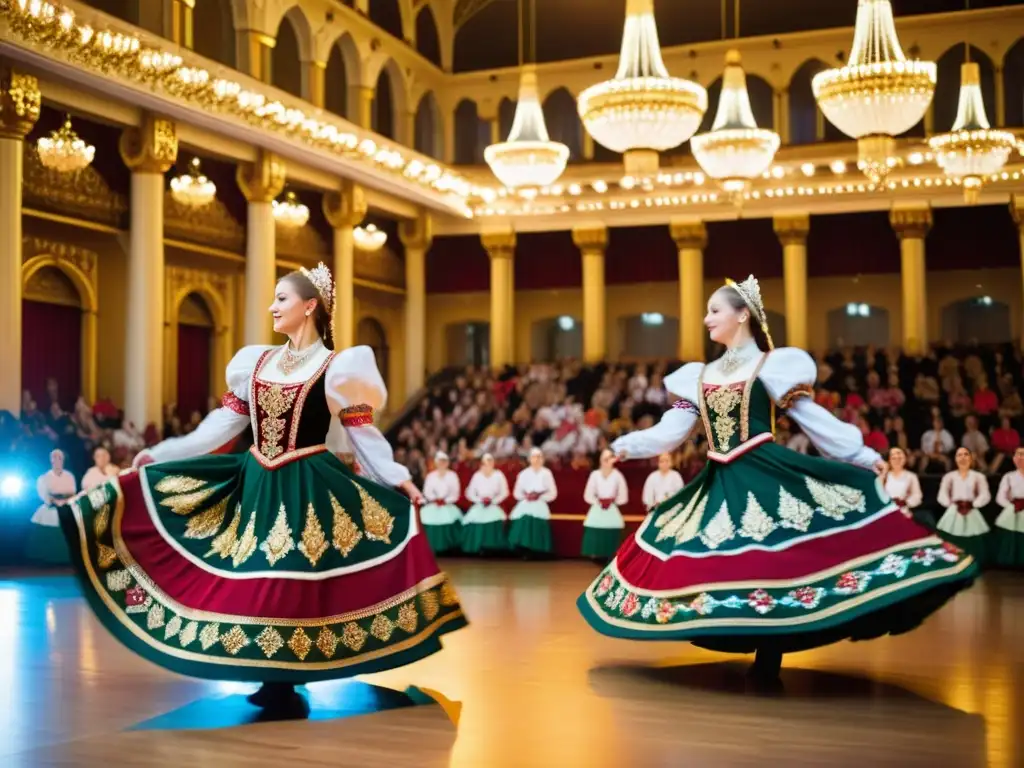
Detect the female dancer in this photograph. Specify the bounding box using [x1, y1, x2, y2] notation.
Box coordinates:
[581, 449, 629, 560]
[508, 447, 558, 555]
[883, 447, 923, 520]
[577, 276, 977, 681]
[462, 453, 510, 553]
[936, 447, 991, 563]
[642, 453, 685, 512]
[29, 448, 75, 565]
[420, 451, 463, 554]
[59, 264, 466, 715]
[994, 446, 1024, 566]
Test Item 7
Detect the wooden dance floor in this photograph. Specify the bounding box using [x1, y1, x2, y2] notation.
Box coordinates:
[2, 561, 1022, 767]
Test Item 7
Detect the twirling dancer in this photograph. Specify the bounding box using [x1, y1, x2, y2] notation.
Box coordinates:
[577, 276, 977, 683]
[59, 264, 466, 716]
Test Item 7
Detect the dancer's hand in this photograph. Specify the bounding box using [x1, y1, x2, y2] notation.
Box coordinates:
[873, 460, 888, 477]
[400, 481, 424, 506]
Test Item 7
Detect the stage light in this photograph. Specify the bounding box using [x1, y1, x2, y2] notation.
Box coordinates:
[0, 475, 25, 500]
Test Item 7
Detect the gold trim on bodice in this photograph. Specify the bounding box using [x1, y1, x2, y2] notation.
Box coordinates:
[698, 354, 768, 454]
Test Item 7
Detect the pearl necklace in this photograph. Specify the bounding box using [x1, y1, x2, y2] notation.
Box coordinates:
[277, 339, 323, 376]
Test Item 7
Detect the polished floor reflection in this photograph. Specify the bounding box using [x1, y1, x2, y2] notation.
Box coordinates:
[2, 562, 1021, 767]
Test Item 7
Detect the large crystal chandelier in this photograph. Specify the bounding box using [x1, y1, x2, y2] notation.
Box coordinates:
[354, 223, 387, 251]
[691, 50, 780, 196]
[929, 63, 1019, 204]
[577, 0, 706, 175]
[272, 190, 309, 228]
[170, 157, 217, 208]
[36, 115, 95, 173]
[484, 65, 569, 190]
[812, 0, 936, 185]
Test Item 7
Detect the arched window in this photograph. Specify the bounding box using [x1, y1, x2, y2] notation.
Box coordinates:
[191, 0, 235, 68]
[621, 313, 679, 360]
[446, 321, 490, 367]
[826, 304, 891, 348]
[941, 297, 1012, 345]
[531, 316, 583, 362]
[176, 293, 214, 420]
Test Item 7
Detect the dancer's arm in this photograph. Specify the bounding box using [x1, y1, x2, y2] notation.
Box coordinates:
[512, 470, 528, 502]
[611, 363, 702, 460]
[761, 348, 881, 471]
[642, 473, 658, 510]
[541, 468, 558, 503]
[996, 473, 1012, 507]
[144, 346, 267, 464]
[325, 346, 412, 489]
[906, 473, 923, 508]
[614, 469, 629, 506]
[973, 472, 992, 508]
[937, 473, 953, 507]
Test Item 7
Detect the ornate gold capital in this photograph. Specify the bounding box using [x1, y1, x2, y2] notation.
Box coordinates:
[773, 214, 810, 247]
[890, 206, 932, 240]
[670, 218, 707, 250]
[323, 181, 367, 229]
[572, 224, 608, 254]
[481, 229, 516, 259]
[0, 60, 41, 140]
[237, 150, 286, 203]
[399, 213, 433, 251]
[120, 114, 178, 173]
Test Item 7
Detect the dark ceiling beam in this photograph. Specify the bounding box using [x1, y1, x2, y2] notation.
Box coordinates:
[455, 0, 499, 29]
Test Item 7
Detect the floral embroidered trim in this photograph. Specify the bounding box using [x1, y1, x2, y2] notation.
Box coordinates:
[671, 398, 699, 415]
[221, 391, 250, 416]
[248, 444, 328, 470]
[287, 352, 336, 451]
[341, 404, 375, 427]
[777, 383, 814, 409]
[590, 542, 970, 628]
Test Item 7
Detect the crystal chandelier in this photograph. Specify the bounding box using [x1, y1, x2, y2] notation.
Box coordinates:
[272, 190, 309, 228]
[577, 0, 706, 175]
[354, 223, 387, 251]
[929, 63, 1019, 204]
[691, 50, 780, 196]
[36, 115, 95, 173]
[484, 65, 569, 190]
[170, 157, 217, 208]
[812, 0, 936, 185]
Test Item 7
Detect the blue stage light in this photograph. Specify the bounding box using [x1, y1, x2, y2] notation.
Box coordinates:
[0, 474, 25, 500]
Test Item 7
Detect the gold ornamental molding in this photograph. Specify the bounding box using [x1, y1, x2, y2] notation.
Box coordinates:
[164, 191, 245, 253]
[22, 234, 99, 295]
[276, 223, 329, 261]
[22, 142, 127, 225]
[0, 57, 40, 138]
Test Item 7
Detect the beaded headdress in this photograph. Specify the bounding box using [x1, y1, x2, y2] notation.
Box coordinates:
[725, 274, 774, 350]
[300, 262, 335, 316]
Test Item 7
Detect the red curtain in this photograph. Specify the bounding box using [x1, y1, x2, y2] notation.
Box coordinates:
[176, 324, 211, 419]
[22, 300, 82, 410]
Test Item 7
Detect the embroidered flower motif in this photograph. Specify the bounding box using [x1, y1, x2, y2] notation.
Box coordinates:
[655, 599, 676, 624]
[834, 571, 871, 595]
[940, 542, 963, 561]
[125, 585, 147, 607]
[911, 548, 934, 566]
[620, 593, 641, 617]
[595, 573, 614, 597]
[877, 554, 910, 577]
[605, 586, 627, 611]
[641, 597, 659, 619]
[747, 589, 777, 614]
[689, 593, 714, 616]
[787, 586, 826, 609]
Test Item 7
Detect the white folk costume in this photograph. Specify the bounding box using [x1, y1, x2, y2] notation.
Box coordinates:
[59, 306, 465, 684]
[993, 470, 1024, 566]
[421, 466, 463, 554]
[642, 469, 685, 511]
[883, 470, 923, 518]
[937, 469, 992, 562]
[582, 468, 629, 559]
[578, 275, 976, 666]
[29, 469, 76, 564]
[462, 468, 510, 553]
[82, 465, 118, 491]
[508, 465, 558, 554]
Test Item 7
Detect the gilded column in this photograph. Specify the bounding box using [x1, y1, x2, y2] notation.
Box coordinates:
[357, 86, 375, 130]
[323, 181, 367, 350]
[1012, 195, 1024, 349]
[774, 89, 790, 145]
[482, 229, 516, 370]
[304, 60, 326, 109]
[240, 30, 275, 83]
[774, 213, 811, 350]
[237, 151, 286, 346]
[172, 0, 195, 48]
[995, 66, 1005, 127]
[400, 214, 433, 399]
[890, 205, 933, 356]
[0, 62, 40, 416]
[670, 218, 707, 362]
[120, 114, 178, 433]
[572, 224, 609, 363]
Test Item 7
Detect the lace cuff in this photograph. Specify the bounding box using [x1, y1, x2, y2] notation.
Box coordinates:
[777, 384, 813, 409]
[221, 391, 249, 416]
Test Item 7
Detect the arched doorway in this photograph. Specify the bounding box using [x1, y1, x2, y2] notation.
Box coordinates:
[541, 87, 583, 162]
[446, 321, 489, 367]
[357, 317, 390, 384]
[454, 99, 486, 164]
[415, 5, 442, 66]
[374, 62, 401, 140]
[191, 0, 235, 67]
[325, 34, 359, 119]
[941, 297, 1012, 344]
[622, 313, 679, 360]
[826, 304, 891, 348]
[176, 293, 214, 420]
[414, 91, 441, 158]
[271, 8, 307, 98]
[531, 316, 582, 362]
[21, 265, 85, 411]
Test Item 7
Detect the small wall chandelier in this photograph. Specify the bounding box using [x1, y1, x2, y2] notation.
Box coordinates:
[812, 0, 936, 185]
[36, 115, 95, 173]
[354, 223, 388, 251]
[272, 190, 309, 228]
[170, 157, 217, 208]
